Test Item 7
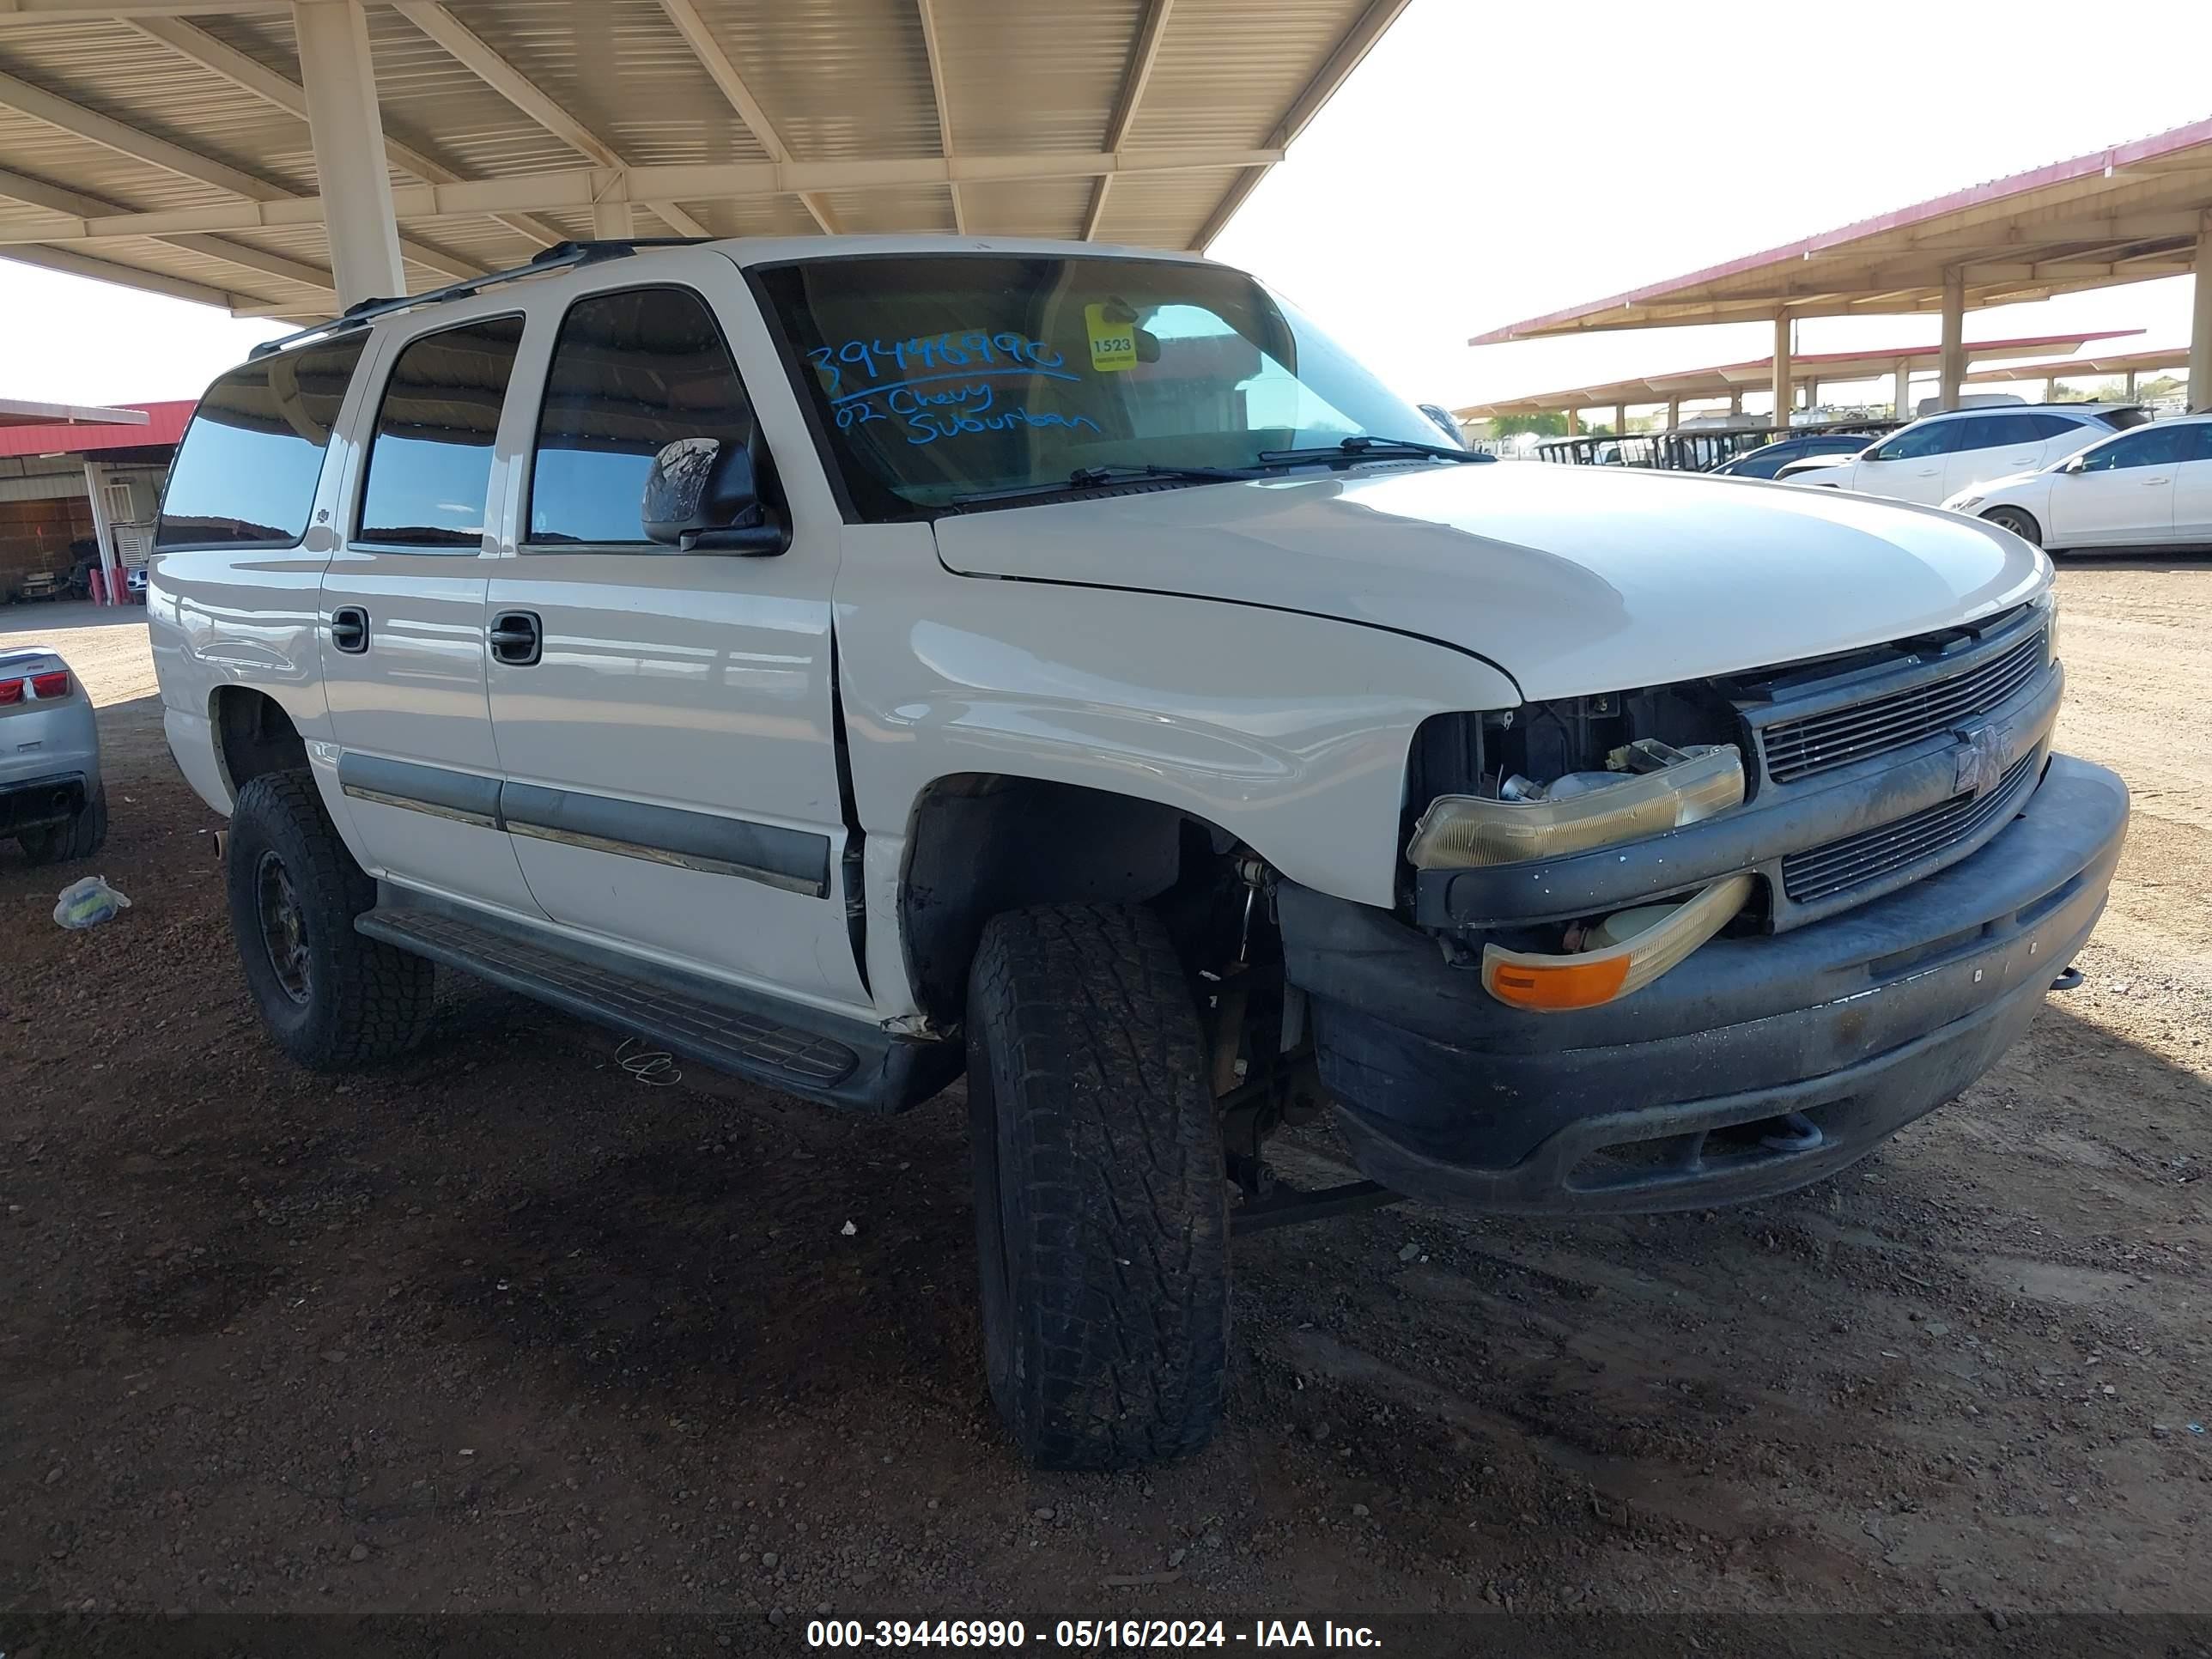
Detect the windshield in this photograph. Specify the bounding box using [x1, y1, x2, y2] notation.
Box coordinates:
[753, 252, 1445, 515]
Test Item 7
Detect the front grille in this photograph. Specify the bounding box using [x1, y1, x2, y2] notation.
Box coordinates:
[1782, 750, 2039, 904]
[1762, 627, 2047, 783]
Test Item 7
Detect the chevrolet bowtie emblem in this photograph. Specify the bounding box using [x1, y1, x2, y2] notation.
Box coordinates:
[1954, 723, 2007, 796]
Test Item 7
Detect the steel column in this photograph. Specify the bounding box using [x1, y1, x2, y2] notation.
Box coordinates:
[592, 199, 635, 239]
[2191, 227, 2212, 412]
[1938, 269, 1966, 410]
[1893, 359, 1911, 421]
[1771, 314, 1791, 428]
[294, 0, 404, 304]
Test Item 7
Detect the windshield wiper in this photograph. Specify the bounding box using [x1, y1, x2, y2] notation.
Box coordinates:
[1256, 435, 1494, 466]
[951, 462, 1259, 506]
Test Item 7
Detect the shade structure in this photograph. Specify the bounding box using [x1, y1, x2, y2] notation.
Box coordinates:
[0, 0, 1409, 318]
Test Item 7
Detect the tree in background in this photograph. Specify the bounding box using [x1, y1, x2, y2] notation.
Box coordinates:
[1486, 411, 1571, 438]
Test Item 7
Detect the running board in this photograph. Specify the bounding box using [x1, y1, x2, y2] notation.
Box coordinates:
[355, 902, 950, 1111]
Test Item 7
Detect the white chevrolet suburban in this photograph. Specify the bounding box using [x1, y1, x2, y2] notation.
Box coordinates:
[150, 235, 2129, 1471]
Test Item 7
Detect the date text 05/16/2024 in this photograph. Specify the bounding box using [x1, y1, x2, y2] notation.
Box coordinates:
[805, 1619, 1383, 1649]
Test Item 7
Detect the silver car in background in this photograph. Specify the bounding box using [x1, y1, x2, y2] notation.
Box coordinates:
[1, 647, 106, 865]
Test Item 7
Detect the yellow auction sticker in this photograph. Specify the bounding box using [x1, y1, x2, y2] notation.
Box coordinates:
[1085, 303, 1138, 372]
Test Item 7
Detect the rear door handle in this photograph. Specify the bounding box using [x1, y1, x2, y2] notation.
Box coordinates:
[330, 605, 368, 654]
[488, 611, 542, 666]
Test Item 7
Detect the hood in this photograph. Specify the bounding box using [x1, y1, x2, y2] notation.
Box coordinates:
[930, 462, 2047, 702]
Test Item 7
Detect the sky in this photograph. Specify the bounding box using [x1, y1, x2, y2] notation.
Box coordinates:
[4, 0, 2212, 414]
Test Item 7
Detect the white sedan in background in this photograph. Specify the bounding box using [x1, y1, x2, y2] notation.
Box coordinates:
[1943, 414, 2212, 551]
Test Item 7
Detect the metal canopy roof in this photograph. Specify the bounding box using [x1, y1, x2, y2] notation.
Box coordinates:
[1470, 118, 2212, 343]
[0, 0, 1407, 320]
[1966, 345, 2186, 386]
[1454, 329, 2142, 420]
[0, 394, 149, 426]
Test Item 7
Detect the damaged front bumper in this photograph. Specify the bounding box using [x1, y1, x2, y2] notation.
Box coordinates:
[1278, 753, 2129, 1216]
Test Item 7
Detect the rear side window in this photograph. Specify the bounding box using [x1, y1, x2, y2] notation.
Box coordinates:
[526, 287, 755, 545]
[156, 337, 365, 550]
[2021, 413, 2081, 440]
[357, 314, 525, 549]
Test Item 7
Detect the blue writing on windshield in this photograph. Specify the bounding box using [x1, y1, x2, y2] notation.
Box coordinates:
[808, 331, 1066, 398]
[814, 330, 1098, 447]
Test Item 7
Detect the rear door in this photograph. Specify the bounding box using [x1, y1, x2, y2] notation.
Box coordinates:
[1852, 418, 1961, 502]
[1943, 411, 2054, 498]
[319, 309, 542, 916]
[482, 260, 868, 1012]
[2046, 422, 2185, 548]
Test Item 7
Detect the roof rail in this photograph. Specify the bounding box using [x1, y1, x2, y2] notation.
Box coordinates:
[247, 237, 714, 361]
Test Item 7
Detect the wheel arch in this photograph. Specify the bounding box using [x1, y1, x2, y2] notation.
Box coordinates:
[898, 772, 1242, 1026]
[210, 684, 311, 805]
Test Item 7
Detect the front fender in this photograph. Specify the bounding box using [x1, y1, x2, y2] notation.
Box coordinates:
[835, 527, 1519, 911]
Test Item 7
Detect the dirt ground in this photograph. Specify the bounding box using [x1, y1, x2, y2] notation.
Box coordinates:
[2, 568, 2208, 1652]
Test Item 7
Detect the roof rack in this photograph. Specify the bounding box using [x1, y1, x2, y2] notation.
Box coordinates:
[248, 237, 714, 361]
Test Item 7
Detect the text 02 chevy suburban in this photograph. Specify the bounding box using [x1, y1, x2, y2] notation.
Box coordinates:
[149, 235, 2129, 1469]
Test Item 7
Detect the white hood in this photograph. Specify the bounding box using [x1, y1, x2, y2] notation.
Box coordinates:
[931, 461, 2047, 702]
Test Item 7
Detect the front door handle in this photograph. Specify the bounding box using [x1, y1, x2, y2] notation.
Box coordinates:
[2142, 477, 2171, 485]
[330, 605, 368, 654]
[489, 611, 542, 666]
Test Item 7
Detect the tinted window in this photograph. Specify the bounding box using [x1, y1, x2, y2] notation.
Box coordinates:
[357, 314, 524, 548]
[156, 337, 365, 549]
[2021, 413, 2081, 441]
[2078, 422, 2199, 471]
[527, 288, 755, 544]
[1870, 420, 1960, 461]
[2093, 406, 2153, 431]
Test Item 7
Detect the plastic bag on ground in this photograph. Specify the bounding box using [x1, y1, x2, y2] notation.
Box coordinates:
[53, 876, 131, 930]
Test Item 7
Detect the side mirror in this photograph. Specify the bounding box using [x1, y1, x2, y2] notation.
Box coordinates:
[641, 436, 789, 555]
[2060, 457, 2087, 475]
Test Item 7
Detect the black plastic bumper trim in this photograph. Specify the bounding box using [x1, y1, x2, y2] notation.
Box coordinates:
[1416, 659, 2063, 933]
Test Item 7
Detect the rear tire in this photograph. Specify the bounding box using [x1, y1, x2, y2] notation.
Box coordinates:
[1984, 506, 2043, 546]
[966, 902, 1229, 1470]
[225, 769, 434, 1072]
[17, 782, 106, 866]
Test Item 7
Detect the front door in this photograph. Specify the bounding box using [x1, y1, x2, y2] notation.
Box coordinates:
[319, 310, 542, 918]
[483, 263, 868, 1012]
[2048, 422, 2185, 548]
[1852, 419, 1960, 503]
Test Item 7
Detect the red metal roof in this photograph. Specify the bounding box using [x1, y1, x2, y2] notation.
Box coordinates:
[1472, 116, 2212, 343]
[0, 400, 194, 460]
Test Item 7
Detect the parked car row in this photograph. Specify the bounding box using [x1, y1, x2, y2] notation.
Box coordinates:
[1756, 400, 2212, 555]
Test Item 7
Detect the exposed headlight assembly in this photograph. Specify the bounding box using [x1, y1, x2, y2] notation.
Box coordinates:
[1406, 740, 1744, 871]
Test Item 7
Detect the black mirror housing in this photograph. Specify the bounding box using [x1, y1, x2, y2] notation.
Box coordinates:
[641, 436, 790, 554]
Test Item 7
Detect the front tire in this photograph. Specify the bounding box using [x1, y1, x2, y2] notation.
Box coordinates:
[224, 770, 434, 1072]
[966, 903, 1229, 1469]
[18, 782, 106, 866]
[1984, 505, 2043, 546]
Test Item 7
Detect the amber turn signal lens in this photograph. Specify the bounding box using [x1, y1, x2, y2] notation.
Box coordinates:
[1484, 953, 1631, 1011]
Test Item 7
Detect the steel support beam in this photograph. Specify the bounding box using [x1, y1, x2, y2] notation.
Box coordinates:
[1939, 268, 1966, 410]
[1771, 313, 1792, 428]
[1085, 0, 1174, 241]
[2191, 226, 2212, 412]
[1893, 359, 1911, 421]
[1190, 0, 1407, 251]
[0, 148, 1281, 244]
[128, 15, 562, 250]
[2, 243, 231, 307]
[294, 0, 404, 304]
[0, 162, 333, 295]
[0, 0, 291, 23]
[913, 0, 963, 233]
[391, 0, 708, 241]
[591, 198, 635, 240]
[661, 0, 835, 233]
